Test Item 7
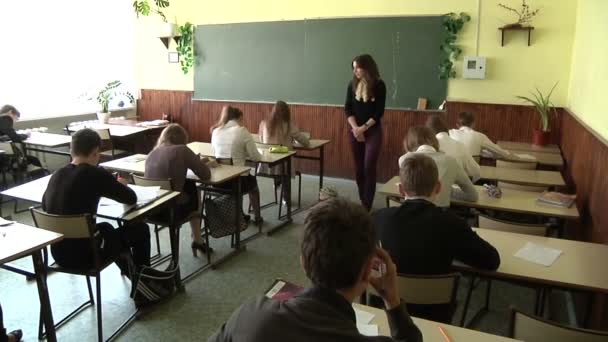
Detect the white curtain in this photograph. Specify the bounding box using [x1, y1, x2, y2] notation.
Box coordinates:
[0, 0, 135, 120]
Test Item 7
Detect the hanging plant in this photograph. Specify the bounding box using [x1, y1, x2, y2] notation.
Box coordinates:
[438, 12, 471, 79]
[176, 22, 195, 74]
[133, 0, 170, 22]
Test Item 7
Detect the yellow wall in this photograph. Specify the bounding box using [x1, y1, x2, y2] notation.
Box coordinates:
[135, 0, 577, 106]
[568, 0, 608, 140]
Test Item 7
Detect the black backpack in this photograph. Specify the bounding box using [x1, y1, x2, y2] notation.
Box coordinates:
[130, 263, 179, 309]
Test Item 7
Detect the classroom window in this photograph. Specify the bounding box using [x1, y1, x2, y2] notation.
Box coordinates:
[0, 0, 135, 120]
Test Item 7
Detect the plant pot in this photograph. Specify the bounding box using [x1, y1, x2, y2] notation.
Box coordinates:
[96, 112, 111, 124]
[532, 129, 550, 146]
[159, 23, 178, 37]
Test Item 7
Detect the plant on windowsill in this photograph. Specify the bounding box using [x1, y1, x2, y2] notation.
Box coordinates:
[439, 12, 471, 79]
[516, 82, 558, 146]
[176, 22, 194, 74]
[95, 81, 134, 124]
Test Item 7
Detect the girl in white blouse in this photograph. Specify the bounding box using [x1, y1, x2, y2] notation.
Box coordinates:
[211, 106, 262, 223]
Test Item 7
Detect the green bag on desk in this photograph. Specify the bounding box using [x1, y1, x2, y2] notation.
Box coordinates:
[269, 146, 289, 153]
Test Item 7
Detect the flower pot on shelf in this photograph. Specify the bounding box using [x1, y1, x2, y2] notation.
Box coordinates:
[96, 112, 111, 124]
[159, 23, 178, 38]
[532, 129, 550, 146]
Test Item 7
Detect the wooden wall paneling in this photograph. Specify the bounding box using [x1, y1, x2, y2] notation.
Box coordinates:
[138, 90, 563, 181]
[559, 109, 608, 330]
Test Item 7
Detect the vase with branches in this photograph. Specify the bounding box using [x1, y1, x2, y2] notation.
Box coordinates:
[516, 82, 558, 145]
[498, 0, 541, 28]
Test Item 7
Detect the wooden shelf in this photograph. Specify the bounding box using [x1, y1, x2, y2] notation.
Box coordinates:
[159, 36, 182, 49]
[498, 25, 534, 46]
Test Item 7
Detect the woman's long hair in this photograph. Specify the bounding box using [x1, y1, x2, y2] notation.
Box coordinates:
[210, 106, 244, 134]
[155, 123, 189, 148]
[266, 100, 291, 138]
[351, 54, 381, 98]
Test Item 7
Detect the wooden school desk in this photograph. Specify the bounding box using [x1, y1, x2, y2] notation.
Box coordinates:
[498, 141, 561, 154]
[23, 133, 72, 157]
[100, 154, 252, 274]
[187, 142, 297, 235]
[1, 223, 64, 342]
[378, 177, 579, 220]
[479, 165, 566, 187]
[455, 228, 608, 325]
[352, 303, 521, 341]
[251, 134, 331, 191]
[0, 177, 184, 290]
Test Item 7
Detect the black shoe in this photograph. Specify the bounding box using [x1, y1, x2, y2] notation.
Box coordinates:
[8, 329, 23, 342]
[191, 241, 213, 257]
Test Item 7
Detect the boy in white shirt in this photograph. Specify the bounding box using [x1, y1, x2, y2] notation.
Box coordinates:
[449, 112, 511, 159]
[426, 115, 480, 182]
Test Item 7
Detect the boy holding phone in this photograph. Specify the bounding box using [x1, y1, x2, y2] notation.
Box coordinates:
[209, 198, 422, 342]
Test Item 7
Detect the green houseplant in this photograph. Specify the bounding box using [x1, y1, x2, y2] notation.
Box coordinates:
[516, 82, 558, 146]
[133, 0, 177, 37]
[176, 22, 194, 74]
[439, 12, 471, 79]
[95, 81, 134, 124]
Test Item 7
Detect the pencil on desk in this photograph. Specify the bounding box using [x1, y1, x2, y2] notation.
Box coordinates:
[438, 326, 452, 342]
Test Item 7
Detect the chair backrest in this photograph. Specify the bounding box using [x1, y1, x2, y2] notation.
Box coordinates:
[498, 181, 547, 193]
[368, 273, 460, 305]
[510, 308, 608, 342]
[132, 174, 172, 191]
[0, 142, 15, 155]
[478, 214, 547, 236]
[30, 208, 94, 239]
[497, 160, 538, 170]
[93, 128, 113, 152]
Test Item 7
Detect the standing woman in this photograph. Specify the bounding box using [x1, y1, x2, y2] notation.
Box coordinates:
[345, 54, 386, 210]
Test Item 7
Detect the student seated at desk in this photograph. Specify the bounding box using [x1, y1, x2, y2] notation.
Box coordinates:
[449, 111, 510, 159]
[259, 100, 309, 148]
[398, 126, 478, 207]
[145, 124, 213, 256]
[258, 100, 309, 175]
[426, 114, 480, 182]
[0, 104, 43, 169]
[209, 198, 422, 342]
[42, 129, 150, 272]
[375, 154, 500, 323]
[211, 106, 262, 223]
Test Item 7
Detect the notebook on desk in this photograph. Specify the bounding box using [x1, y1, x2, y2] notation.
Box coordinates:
[537, 191, 576, 208]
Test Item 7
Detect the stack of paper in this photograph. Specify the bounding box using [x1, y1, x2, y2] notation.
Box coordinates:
[514, 242, 563, 267]
[129, 185, 161, 205]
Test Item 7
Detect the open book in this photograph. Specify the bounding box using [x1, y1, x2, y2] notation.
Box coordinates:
[537, 191, 576, 208]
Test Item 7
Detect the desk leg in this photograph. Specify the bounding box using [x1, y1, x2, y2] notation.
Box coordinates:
[319, 146, 325, 191]
[32, 250, 56, 342]
[168, 204, 184, 291]
[266, 158, 293, 236]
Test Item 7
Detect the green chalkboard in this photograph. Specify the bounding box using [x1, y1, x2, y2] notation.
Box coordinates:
[194, 16, 447, 109]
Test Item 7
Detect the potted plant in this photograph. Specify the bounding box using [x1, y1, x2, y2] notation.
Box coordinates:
[516, 83, 558, 146]
[176, 22, 194, 74]
[96, 81, 134, 124]
[498, 0, 541, 28]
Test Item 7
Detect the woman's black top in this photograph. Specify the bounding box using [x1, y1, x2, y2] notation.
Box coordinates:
[344, 79, 386, 126]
